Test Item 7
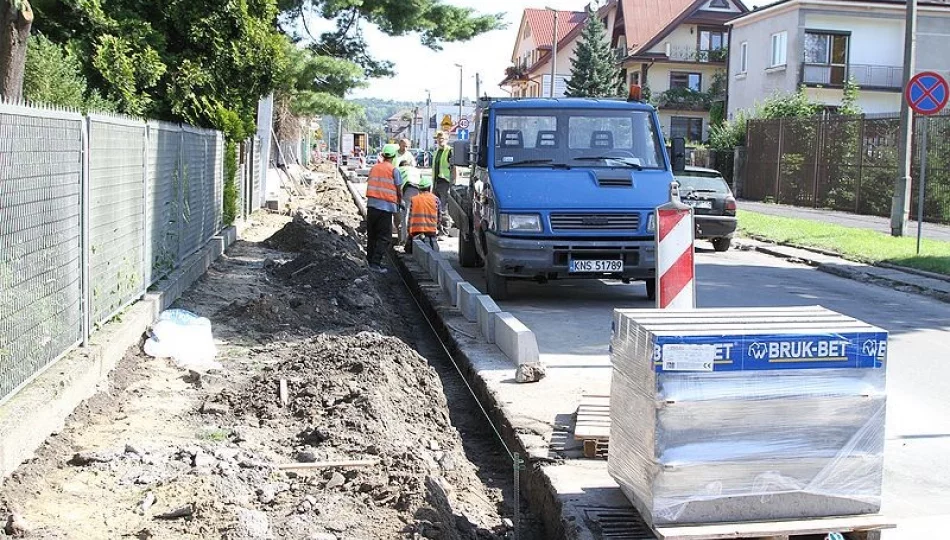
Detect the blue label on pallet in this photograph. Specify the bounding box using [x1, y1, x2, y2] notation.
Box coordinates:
[652, 332, 887, 371]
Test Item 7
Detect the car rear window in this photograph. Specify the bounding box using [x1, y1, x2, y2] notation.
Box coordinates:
[676, 175, 730, 194]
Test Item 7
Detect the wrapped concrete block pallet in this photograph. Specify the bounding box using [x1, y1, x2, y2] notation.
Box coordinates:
[608, 306, 887, 527]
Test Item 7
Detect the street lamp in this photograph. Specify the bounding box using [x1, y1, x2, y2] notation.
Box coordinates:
[545, 7, 559, 98]
[424, 89, 432, 150]
[454, 63, 464, 133]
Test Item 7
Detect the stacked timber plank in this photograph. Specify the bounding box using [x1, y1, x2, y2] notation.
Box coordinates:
[608, 306, 887, 527]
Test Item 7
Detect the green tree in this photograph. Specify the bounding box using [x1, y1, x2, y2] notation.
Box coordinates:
[564, 8, 620, 98]
[839, 77, 861, 116]
[33, 0, 286, 137]
[22, 33, 115, 110]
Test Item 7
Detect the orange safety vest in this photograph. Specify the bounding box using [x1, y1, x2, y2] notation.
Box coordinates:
[409, 192, 439, 236]
[366, 161, 398, 204]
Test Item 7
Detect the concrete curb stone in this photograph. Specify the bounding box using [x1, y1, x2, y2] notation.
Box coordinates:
[494, 312, 540, 366]
[456, 283, 482, 322]
[474, 295, 501, 344]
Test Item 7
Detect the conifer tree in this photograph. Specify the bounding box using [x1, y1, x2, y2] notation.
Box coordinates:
[564, 8, 621, 97]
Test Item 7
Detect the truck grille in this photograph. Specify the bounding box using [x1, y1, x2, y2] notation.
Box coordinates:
[549, 213, 641, 231]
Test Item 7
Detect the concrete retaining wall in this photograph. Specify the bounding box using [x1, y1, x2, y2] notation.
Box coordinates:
[0, 226, 237, 480]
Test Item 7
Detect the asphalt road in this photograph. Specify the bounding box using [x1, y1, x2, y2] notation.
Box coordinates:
[438, 235, 950, 537]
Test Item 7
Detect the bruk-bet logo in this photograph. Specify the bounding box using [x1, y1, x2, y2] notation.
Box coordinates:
[862, 339, 887, 358]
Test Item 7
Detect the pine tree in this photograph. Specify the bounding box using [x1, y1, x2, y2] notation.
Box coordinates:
[564, 8, 621, 98]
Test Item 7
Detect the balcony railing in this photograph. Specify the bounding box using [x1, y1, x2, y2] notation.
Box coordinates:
[667, 46, 727, 63]
[801, 63, 902, 90]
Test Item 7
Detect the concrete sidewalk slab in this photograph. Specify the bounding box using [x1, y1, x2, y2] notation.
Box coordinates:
[494, 312, 541, 366]
[474, 295, 501, 344]
[457, 282, 482, 322]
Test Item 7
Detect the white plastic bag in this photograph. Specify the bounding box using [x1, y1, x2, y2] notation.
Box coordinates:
[143, 309, 221, 371]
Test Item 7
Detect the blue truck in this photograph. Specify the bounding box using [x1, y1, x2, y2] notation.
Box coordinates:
[447, 96, 686, 300]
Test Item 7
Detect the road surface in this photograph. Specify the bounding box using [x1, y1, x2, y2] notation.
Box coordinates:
[437, 235, 950, 537]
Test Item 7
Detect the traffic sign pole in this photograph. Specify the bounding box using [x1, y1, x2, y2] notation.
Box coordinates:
[917, 117, 929, 255]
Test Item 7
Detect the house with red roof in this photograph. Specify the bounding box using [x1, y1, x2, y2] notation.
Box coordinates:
[503, 0, 748, 142]
[501, 6, 607, 98]
[618, 0, 748, 141]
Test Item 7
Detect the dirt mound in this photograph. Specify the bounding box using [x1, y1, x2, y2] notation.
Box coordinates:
[220, 332, 507, 538]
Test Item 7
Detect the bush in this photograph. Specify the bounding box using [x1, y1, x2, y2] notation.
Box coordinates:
[223, 140, 239, 225]
[23, 34, 118, 112]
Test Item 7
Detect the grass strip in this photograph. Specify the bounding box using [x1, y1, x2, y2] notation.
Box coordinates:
[737, 210, 950, 276]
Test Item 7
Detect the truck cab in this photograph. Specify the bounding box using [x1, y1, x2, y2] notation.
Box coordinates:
[448, 97, 684, 300]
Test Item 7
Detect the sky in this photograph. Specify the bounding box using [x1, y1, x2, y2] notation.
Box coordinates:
[346, 0, 771, 104]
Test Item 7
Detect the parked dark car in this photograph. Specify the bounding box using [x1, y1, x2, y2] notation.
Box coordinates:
[675, 166, 737, 252]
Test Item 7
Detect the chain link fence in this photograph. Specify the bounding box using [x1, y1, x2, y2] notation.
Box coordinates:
[0, 102, 247, 403]
[742, 113, 950, 224]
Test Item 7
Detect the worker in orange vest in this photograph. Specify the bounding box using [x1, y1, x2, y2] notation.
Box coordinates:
[405, 178, 441, 254]
[365, 143, 403, 273]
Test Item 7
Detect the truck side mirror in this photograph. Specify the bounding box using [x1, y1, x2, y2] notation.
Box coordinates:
[451, 140, 471, 167]
[671, 137, 686, 173]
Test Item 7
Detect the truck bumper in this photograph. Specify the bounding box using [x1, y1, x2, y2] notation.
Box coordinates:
[485, 233, 656, 280]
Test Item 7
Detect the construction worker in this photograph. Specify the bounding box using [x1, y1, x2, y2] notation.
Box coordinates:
[431, 132, 455, 236]
[365, 143, 403, 273]
[397, 138, 414, 172]
[398, 158, 424, 244]
[405, 179, 441, 254]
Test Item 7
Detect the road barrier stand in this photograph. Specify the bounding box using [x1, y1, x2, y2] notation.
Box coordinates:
[655, 183, 695, 309]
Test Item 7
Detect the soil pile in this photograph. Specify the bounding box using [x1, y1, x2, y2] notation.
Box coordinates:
[218, 332, 508, 538]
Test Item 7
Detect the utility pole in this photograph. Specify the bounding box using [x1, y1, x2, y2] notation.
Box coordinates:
[891, 0, 918, 237]
[545, 7, 559, 97]
[475, 73, 481, 100]
[455, 63, 464, 132]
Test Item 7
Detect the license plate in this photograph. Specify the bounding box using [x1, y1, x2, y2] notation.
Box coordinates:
[685, 199, 713, 209]
[569, 259, 623, 273]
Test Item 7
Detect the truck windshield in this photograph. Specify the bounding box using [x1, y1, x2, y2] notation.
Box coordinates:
[493, 109, 664, 169]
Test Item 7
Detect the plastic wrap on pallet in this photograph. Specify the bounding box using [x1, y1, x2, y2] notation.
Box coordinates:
[607, 306, 887, 527]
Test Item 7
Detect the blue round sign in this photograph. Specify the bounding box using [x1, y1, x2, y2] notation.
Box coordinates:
[905, 71, 949, 115]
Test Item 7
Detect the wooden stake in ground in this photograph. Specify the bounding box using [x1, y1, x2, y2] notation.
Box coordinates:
[279, 378, 289, 406]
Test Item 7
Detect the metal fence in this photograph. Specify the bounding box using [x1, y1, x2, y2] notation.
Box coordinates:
[743, 113, 950, 224]
[0, 102, 241, 403]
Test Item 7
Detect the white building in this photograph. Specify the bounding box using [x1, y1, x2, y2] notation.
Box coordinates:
[726, 0, 950, 117]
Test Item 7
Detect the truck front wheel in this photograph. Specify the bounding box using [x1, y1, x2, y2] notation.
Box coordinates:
[486, 267, 509, 300]
[459, 231, 481, 267]
[645, 278, 656, 302]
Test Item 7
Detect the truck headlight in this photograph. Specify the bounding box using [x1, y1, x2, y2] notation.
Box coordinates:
[647, 212, 656, 233]
[499, 213, 542, 233]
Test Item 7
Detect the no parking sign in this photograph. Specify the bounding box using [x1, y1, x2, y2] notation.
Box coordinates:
[905, 71, 948, 115]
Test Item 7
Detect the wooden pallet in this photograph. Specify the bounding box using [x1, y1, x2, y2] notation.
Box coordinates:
[574, 394, 611, 458]
[653, 514, 895, 540]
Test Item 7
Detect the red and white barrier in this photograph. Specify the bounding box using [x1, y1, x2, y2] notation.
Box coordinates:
[655, 184, 695, 309]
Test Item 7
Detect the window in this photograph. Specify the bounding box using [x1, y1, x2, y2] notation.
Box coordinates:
[698, 28, 726, 55]
[803, 31, 849, 85]
[770, 31, 787, 67]
[671, 117, 703, 142]
[739, 41, 748, 73]
[670, 72, 702, 91]
[523, 25, 531, 39]
[493, 110, 663, 169]
[630, 71, 640, 85]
